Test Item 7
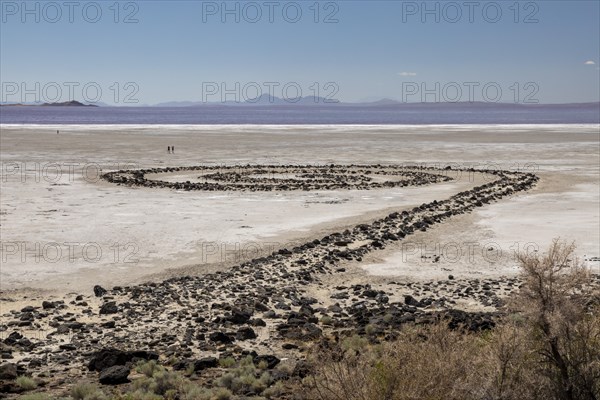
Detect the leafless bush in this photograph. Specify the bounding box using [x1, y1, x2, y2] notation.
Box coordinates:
[515, 240, 600, 400]
[307, 240, 599, 400]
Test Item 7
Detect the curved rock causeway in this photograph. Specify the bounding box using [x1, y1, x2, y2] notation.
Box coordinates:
[100, 164, 454, 191]
[2, 166, 540, 393]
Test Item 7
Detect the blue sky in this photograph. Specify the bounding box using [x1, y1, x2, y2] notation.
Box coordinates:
[1, 0, 599, 104]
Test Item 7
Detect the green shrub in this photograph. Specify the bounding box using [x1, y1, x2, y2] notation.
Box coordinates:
[181, 386, 212, 400]
[19, 394, 56, 400]
[184, 363, 195, 377]
[149, 370, 183, 395]
[257, 360, 269, 370]
[239, 355, 254, 367]
[116, 391, 162, 400]
[70, 382, 106, 400]
[341, 335, 368, 353]
[214, 357, 273, 395]
[217, 372, 235, 390]
[136, 360, 161, 378]
[364, 324, 376, 336]
[212, 387, 233, 400]
[16, 375, 38, 391]
[219, 357, 236, 368]
[263, 381, 285, 399]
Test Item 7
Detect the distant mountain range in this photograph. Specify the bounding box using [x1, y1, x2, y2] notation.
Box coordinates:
[152, 97, 600, 108]
[1, 100, 97, 107]
[1, 98, 598, 109]
[153, 94, 340, 107]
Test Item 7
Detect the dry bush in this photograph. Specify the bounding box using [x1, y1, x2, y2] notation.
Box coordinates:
[309, 322, 487, 400]
[515, 240, 600, 400]
[468, 320, 546, 399]
[307, 240, 600, 400]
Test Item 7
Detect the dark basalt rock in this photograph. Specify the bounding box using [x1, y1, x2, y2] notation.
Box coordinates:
[250, 318, 266, 327]
[0, 363, 18, 380]
[444, 310, 496, 332]
[88, 349, 158, 372]
[292, 360, 312, 378]
[94, 285, 108, 297]
[99, 365, 130, 385]
[193, 357, 218, 371]
[101, 321, 116, 328]
[172, 360, 190, 371]
[404, 295, 421, 307]
[208, 331, 234, 344]
[42, 301, 56, 309]
[227, 308, 252, 324]
[253, 354, 280, 369]
[4, 331, 23, 345]
[236, 327, 257, 340]
[99, 302, 118, 315]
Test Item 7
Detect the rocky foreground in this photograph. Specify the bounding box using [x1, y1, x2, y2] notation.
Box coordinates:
[1, 166, 542, 396]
